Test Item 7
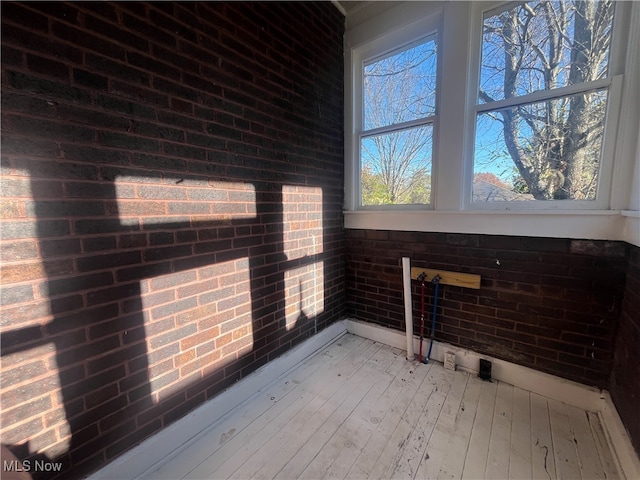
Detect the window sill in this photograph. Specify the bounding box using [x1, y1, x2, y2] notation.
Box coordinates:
[344, 209, 634, 243]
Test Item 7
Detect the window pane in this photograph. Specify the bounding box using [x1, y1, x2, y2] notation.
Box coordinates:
[364, 39, 437, 130]
[480, 1, 614, 103]
[361, 125, 433, 206]
[473, 89, 607, 202]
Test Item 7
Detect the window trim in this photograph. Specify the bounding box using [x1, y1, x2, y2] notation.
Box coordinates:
[463, 0, 625, 211]
[344, 1, 638, 243]
[345, 6, 442, 211]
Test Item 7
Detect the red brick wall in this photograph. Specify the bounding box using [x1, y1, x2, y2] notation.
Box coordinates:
[0, 2, 345, 478]
[610, 244, 640, 455]
[346, 230, 628, 388]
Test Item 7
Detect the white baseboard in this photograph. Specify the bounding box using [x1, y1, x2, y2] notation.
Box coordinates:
[599, 391, 640, 480]
[345, 318, 602, 410]
[86, 320, 347, 480]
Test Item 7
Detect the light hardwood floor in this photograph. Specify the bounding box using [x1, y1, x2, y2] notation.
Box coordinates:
[142, 334, 620, 480]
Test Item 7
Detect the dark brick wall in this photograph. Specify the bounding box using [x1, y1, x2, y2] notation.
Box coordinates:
[610, 244, 640, 455]
[0, 2, 345, 478]
[346, 230, 628, 388]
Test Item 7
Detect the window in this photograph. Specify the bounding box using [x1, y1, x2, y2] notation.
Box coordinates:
[472, 0, 617, 205]
[360, 38, 437, 207]
[345, 1, 636, 235]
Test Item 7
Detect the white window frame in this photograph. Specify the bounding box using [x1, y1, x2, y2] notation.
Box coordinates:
[344, 1, 638, 242]
[345, 6, 442, 211]
[464, 0, 625, 211]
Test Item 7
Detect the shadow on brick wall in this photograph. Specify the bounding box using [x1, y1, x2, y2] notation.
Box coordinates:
[1, 165, 337, 479]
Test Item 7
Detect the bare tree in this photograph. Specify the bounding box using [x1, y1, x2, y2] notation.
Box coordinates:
[479, 0, 613, 200]
[361, 40, 436, 205]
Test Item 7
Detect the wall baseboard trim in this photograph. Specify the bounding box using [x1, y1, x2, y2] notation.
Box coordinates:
[344, 319, 602, 410]
[599, 392, 640, 480]
[87, 320, 348, 480]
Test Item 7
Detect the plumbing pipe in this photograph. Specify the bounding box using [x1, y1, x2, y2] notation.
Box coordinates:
[402, 257, 415, 360]
[426, 275, 441, 362]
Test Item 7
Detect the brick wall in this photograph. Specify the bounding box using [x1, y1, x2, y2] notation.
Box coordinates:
[0, 2, 345, 478]
[610, 244, 640, 455]
[346, 230, 628, 388]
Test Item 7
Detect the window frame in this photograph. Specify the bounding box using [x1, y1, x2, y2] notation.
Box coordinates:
[359, 34, 438, 208]
[345, 1, 640, 225]
[463, 0, 625, 211]
[345, 7, 442, 211]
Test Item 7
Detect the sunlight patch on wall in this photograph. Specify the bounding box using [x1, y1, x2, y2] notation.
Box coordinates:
[141, 258, 252, 402]
[284, 262, 325, 331]
[114, 178, 257, 227]
[282, 185, 323, 260]
[0, 343, 71, 458]
[283, 186, 324, 331]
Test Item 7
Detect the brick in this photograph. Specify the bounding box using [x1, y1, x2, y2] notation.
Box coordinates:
[1, 2, 49, 30]
[128, 52, 181, 80]
[85, 14, 149, 52]
[86, 282, 140, 305]
[2, 260, 73, 283]
[44, 272, 114, 297]
[9, 115, 95, 143]
[25, 200, 104, 218]
[26, 53, 70, 80]
[6, 71, 90, 103]
[149, 9, 197, 43]
[56, 335, 122, 368]
[122, 13, 176, 47]
[76, 251, 142, 272]
[95, 94, 156, 118]
[75, 218, 139, 235]
[52, 21, 125, 60]
[40, 238, 82, 257]
[0, 241, 39, 261]
[101, 132, 159, 152]
[151, 298, 198, 321]
[116, 261, 172, 282]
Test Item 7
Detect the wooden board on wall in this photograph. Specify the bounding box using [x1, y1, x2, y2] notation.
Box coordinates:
[410, 268, 481, 290]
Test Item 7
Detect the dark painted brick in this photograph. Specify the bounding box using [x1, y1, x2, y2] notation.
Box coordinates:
[52, 21, 125, 60]
[10, 116, 95, 142]
[85, 14, 149, 52]
[96, 94, 156, 118]
[26, 53, 69, 80]
[101, 132, 160, 152]
[7, 71, 91, 103]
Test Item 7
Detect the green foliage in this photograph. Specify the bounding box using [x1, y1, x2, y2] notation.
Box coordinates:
[362, 165, 430, 205]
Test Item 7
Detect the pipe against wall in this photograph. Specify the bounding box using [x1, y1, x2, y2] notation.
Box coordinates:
[402, 257, 415, 360]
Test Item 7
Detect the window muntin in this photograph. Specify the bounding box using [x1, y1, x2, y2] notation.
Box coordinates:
[360, 37, 437, 207]
[472, 0, 616, 204]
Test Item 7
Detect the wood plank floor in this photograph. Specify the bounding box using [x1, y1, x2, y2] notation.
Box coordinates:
[142, 334, 620, 480]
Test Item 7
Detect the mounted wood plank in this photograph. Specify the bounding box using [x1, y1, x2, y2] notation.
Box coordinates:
[410, 267, 481, 289]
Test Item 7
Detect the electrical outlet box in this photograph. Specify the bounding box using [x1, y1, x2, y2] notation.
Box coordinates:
[479, 358, 492, 381]
[444, 351, 456, 371]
